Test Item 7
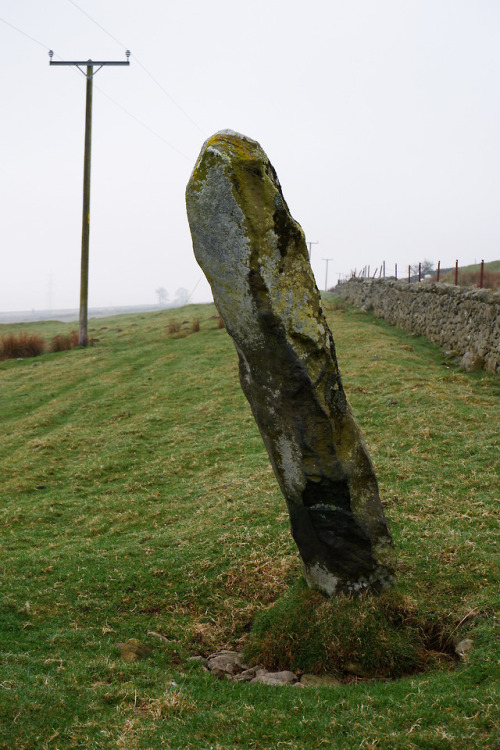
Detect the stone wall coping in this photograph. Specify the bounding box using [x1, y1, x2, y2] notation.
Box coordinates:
[338, 278, 500, 304]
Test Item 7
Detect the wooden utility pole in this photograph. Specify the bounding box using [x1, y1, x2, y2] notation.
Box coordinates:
[322, 258, 334, 291]
[306, 240, 319, 262]
[50, 52, 130, 346]
[79, 62, 93, 346]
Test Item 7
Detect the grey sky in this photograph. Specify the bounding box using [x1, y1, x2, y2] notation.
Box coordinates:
[1, 0, 499, 312]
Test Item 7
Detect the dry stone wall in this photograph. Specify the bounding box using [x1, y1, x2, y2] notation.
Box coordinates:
[334, 278, 499, 374]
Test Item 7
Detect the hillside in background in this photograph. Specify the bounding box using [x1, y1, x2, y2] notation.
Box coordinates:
[0, 299, 498, 749]
[0, 300, 203, 325]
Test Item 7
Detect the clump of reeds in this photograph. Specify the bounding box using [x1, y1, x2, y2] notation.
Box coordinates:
[0, 333, 46, 360]
[167, 321, 181, 335]
[50, 330, 79, 353]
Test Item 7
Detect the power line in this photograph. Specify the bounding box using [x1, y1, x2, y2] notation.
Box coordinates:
[1, 13, 193, 160]
[49, 52, 191, 159]
[92, 84, 191, 161]
[65, 0, 205, 134]
[66, 0, 125, 50]
[1, 15, 52, 52]
[60, 57, 191, 159]
[131, 57, 205, 135]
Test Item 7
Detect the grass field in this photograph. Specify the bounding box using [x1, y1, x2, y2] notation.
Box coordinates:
[0, 298, 498, 749]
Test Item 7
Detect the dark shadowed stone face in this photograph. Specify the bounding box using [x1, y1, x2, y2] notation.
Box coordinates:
[186, 130, 396, 596]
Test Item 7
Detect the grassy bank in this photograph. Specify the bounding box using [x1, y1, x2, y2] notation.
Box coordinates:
[434, 259, 500, 288]
[0, 298, 498, 748]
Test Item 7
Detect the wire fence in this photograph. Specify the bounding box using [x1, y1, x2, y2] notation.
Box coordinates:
[350, 259, 491, 288]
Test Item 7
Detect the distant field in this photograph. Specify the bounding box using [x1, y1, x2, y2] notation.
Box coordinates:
[0, 299, 498, 749]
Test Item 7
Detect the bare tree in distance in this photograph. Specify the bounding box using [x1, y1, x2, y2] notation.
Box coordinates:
[174, 288, 189, 306]
[155, 287, 168, 306]
[411, 259, 435, 278]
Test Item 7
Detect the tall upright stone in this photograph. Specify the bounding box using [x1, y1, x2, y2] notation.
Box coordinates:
[186, 130, 396, 596]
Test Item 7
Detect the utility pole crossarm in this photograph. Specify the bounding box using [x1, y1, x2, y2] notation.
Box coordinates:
[49, 60, 130, 66]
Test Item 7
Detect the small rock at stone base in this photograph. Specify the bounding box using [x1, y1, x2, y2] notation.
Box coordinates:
[206, 651, 248, 676]
[250, 670, 298, 685]
[229, 667, 258, 683]
[454, 638, 473, 657]
[300, 674, 341, 688]
[460, 352, 484, 372]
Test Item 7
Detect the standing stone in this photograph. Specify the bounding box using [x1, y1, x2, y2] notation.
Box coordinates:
[186, 130, 396, 596]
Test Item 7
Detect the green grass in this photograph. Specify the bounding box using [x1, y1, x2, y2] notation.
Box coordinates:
[0, 299, 498, 749]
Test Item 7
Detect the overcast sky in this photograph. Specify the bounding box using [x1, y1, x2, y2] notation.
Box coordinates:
[1, 0, 499, 312]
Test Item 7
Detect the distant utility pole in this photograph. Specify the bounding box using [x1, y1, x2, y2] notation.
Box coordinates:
[47, 272, 53, 311]
[307, 241, 319, 262]
[50, 51, 130, 346]
[322, 258, 334, 291]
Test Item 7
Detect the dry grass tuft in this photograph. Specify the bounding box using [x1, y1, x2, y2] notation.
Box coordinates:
[191, 318, 201, 333]
[134, 690, 196, 719]
[0, 332, 46, 360]
[167, 320, 181, 335]
[221, 553, 297, 604]
[217, 316, 225, 329]
[49, 330, 79, 353]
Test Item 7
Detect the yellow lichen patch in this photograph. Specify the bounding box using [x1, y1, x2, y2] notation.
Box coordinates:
[207, 130, 263, 165]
